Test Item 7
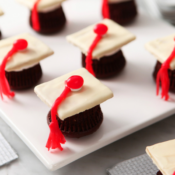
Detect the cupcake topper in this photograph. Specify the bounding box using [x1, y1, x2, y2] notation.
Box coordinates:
[156, 38, 175, 101]
[46, 75, 84, 151]
[102, 0, 110, 19]
[0, 39, 28, 100]
[86, 23, 108, 76]
[32, 0, 41, 31]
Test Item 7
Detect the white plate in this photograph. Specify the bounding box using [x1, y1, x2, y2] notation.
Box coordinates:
[0, 0, 175, 171]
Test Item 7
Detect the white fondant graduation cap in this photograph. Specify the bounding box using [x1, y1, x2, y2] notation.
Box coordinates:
[66, 19, 136, 59]
[0, 8, 4, 16]
[145, 34, 175, 70]
[16, 0, 65, 12]
[146, 140, 175, 175]
[0, 33, 53, 72]
[34, 68, 113, 120]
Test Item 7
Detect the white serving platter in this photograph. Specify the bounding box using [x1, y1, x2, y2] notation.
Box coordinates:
[1, 0, 175, 171]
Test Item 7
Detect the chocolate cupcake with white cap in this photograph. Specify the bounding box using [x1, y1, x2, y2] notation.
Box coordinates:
[0, 33, 53, 99]
[16, 0, 66, 35]
[66, 19, 136, 79]
[34, 68, 113, 151]
[102, 0, 138, 25]
[145, 34, 175, 101]
[146, 140, 175, 175]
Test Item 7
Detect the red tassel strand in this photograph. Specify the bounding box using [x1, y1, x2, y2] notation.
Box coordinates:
[46, 76, 84, 151]
[85, 23, 108, 76]
[156, 38, 175, 101]
[102, 0, 110, 19]
[0, 39, 28, 100]
[32, 0, 41, 31]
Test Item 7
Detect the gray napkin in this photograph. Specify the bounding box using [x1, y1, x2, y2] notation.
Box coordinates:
[107, 154, 158, 175]
[0, 132, 18, 166]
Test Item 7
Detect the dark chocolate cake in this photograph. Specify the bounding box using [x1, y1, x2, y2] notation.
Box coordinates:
[157, 171, 162, 175]
[82, 50, 126, 79]
[108, 0, 137, 25]
[5, 63, 42, 90]
[47, 105, 103, 138]
[153, 61, 175, 93]
[30, 6, 66, 35]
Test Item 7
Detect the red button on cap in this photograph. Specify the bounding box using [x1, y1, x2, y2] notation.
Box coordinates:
[66, 76, 84, 91]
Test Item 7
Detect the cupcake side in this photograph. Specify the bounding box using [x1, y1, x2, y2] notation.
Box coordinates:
[16, 0, 67, 35]
[102, 0, 138, 25]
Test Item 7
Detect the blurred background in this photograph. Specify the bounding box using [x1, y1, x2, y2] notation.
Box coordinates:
[137, 0, 175, 25]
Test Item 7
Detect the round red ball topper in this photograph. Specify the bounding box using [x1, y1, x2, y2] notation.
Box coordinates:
[66, 75, 84, 91]
[13, 39, 28, 51]
[94, 24, 108, 36]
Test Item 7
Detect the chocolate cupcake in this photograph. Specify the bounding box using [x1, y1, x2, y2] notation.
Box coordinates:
[34, 68, 113, 151]
[47, 105, 103, 138]
[16, 0, 66, 35]
[0, 33, 53, 99]
[146, 139, 175, 175]
[107, 0, 138, 25]
[145, 34, 175, 100]
[67, 19, 136, 79]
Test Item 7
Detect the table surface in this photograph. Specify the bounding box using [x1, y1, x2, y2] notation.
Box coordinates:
[1, 0, 175, 174]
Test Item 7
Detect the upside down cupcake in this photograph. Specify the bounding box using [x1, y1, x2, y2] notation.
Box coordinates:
[102, 0, 138, 25]
[0, 33, 53, 99]
[34, 68, 113, 151]
[145, 34, 175, 101]
[66, 19, 136, 79]
[146, 140, 175, 175]
[16, 0, 67, 35]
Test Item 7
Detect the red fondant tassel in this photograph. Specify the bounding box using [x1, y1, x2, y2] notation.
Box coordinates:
[102, 0, 110, 19]
[85, 24, 108, 76]
[46, 87, 70, 151]
[156, 38, 175, 101]
[86, 35, 102, 76]
[46, 76, 84, 151]
[0, 39, 28, 100]
[32, 0, 41, 31]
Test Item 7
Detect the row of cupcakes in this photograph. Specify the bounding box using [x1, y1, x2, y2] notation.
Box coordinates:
[0, 5, 175, 151]
[0, 18, 136, 96]
[0, 20, 134, 150]
[0, 0, 138, 36]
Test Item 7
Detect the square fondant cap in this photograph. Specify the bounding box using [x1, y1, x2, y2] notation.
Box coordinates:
[34, 68, 114, 121]
[66, 19, 136, 59]
[16, 0, 65, 12]
[146, 140, 175, 175]
[145, 34, 175, 70]
[0, 33, 54, 72]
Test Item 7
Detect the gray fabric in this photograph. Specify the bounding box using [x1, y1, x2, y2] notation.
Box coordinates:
[107, 154, 158, 175]
[0, 132, 18, 166]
